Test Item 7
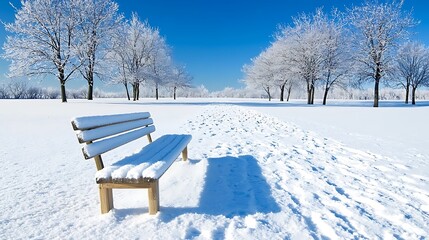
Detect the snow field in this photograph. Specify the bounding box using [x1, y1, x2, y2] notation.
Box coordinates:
[183, 105, 428, 239]
[0, 99, 428, 239]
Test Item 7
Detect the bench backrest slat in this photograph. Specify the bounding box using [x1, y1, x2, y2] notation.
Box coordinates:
[77, 118, 154, 143]
[83, 125, 156, 159]
[72, 112, 151, 130]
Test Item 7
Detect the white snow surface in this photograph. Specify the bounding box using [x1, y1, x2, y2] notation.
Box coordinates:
[1, 98, 428, 239]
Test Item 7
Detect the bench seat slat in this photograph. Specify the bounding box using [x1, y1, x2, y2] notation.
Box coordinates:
[72, 112, 151, 130]
[95, 134, 192, 183]
[83, 125, 156, 159]
[77, 118, 154, 143]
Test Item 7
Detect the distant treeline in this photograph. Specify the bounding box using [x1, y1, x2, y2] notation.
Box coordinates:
[2, 80, 428, 101]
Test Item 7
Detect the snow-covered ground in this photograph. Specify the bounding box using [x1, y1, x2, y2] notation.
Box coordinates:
[1, 98, 428, 239]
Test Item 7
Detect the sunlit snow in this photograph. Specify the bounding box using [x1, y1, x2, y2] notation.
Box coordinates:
[0, 98, 428, 239]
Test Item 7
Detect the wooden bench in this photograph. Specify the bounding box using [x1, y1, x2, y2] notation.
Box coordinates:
[71, 112, 192, 215]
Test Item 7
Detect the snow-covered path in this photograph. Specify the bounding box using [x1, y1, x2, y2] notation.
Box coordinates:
[1, 99, 428, 239]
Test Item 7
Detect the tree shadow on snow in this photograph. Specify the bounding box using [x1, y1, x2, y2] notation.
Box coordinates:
[159, 155, 281, 222]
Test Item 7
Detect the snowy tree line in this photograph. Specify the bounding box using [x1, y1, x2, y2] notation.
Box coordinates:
[243, 0, 429, 106]
[3, 78, 429, 101]
[210, 85, 429, 101]
[0, 80, 209, 99]
[2, 0, 192, 102]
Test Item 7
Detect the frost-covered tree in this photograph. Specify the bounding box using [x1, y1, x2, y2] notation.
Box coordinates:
[243, 49, 276, 101]
[8, 80, 28, 99]
[109, 14, 158, 101]
[2, 0, 83, 102]
[403, 43, 429, 105]
[0, 84, 9, 99]
[268, 40, 294, 102]
[393, 42, 416, 104]
[76, 0, 122, 100]
[319, 9, 350, 105]
[147, 32, 172, 100]
[393, 41, 429, 104]
[348, 0, 415, 107]
[278, 9, 328, 104]
[109, 21, 131, 100]
[169, 65, 192, 100]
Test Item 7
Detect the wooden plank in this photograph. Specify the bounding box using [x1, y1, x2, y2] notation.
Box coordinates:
[83, 125, 156, 159]
[94, 134, 192, 180]
[99, 182, 152, 188]
[94, 155, 104, 171]
[141, 135, 192, 179]
[72, 112, 151, 130]
[77, 118, 154, 143]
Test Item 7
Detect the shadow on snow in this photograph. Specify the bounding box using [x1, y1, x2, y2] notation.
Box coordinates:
[113, 155, 281, 222]
[195, 155, 281, 217]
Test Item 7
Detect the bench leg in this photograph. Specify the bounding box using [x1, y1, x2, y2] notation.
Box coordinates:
[148, 180, 159, 215]
[182, 147, 188, 161]
[99, 185, 114, 214]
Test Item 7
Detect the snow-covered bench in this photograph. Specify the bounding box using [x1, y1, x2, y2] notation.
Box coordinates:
[71, 112, 192, 215]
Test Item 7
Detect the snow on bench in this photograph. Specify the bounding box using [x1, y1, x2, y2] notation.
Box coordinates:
[71, 112, 192, 215]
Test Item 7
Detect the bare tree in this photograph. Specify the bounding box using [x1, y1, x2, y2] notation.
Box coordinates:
[76, 0, 122, 100]
[148, 32, 171, 100]
[319, 9, 350, 105]
[243, 49, 276, 101]
[8, 80, 28, 99]
[109, 21, 131, 100]
[169, 65, 193, 100]
[278, 9, 328, 104]
[3, 0, 83, 102]
[394, 42, 416, 103]
[392, 41, 429, 104]
[404, 43, 429, 104]
[348, 0, 415, 107]
[110, 14, 158, 101]
[268, 40, 293, 102]
[27, 86, 43, 99]
[0, 84, 9, 99]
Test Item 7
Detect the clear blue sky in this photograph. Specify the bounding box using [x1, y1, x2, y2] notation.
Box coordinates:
[1, 0, 429, 92]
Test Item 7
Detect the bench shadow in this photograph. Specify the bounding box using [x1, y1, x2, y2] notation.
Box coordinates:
[158, 155, 281, 222]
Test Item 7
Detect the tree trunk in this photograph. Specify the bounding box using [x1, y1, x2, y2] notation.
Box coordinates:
[87, 80, 93, 100]
[310, 86, 315, 104]
[374, 79, 380, 107]
[59, 68, 67, 102]
[373, 66, 381, 107]
[136, 83, 140, 100]
[173, 86, 177, 100]
[132, 83, 137, 101]
[405, 83, 409, 104]
[60, 81, 67, 103]
[306, 80, 313, 105]
[323, 87, 329, 105]
[124, 83, 130, 101]
[287, 85, 292, 102]
[156, 87, 159, 100]
[412, 87, 416, 105]
[280, 84, 285, 102]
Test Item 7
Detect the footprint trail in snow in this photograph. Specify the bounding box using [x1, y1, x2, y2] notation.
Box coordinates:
[182, 105, 428, 239]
